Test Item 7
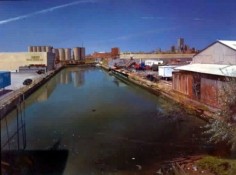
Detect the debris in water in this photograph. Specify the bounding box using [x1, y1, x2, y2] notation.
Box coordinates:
[136, 165, 142, 170]
[92, 109, 96, 112]
[156, 169, 162, 174]
[50, 139, 61, 150]
[132, 157, 135, 160]
[192, 165, 197, 171]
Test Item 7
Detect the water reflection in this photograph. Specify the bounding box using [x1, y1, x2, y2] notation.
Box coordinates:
[30, 68, 87, 103]
[57, 68, 85, 87]
[36, 78, 57, 102]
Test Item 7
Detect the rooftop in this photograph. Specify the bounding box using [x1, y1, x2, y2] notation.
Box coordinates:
[218, 40, 236, 51]
[175, 64, 236, 77]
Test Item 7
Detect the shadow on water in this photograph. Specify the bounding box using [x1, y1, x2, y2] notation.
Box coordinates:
[1, 101, 69, 175]
[2, 149, 68, 175]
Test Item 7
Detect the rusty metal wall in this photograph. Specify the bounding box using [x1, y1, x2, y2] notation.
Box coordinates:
[200, 77, 218, 107]
[173, 71, 232, 108]
[172, 72, 193, 97]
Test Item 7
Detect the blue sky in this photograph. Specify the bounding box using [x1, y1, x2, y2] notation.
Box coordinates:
[0, 0, 236, 54]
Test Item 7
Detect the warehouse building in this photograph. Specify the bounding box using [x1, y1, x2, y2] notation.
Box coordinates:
[0, 52, 55, 72]
[173, 40, 236, 108]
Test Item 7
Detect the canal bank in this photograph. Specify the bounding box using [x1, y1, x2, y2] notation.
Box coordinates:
[0, 68, 61, 119]
[101, 65, 218, 120]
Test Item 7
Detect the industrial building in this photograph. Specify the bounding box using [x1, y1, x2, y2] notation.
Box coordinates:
[0, 52, 55, 72]
[86, 47, 120, 62]
[120, 53, 194, 64]
[0, 45, 87, 72]
[111, 47, 120, 58]
[173, 40, 236, 108]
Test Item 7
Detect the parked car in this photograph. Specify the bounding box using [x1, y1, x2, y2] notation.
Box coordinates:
[36, 69, 45, 74]
[23, 78, 32, 85]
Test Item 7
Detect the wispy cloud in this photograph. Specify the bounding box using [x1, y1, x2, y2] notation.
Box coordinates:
[141, 16, 204, 21]
[0, 0, 96, 25]
[141, 16, 155, 20]
[141, 16, 174, 20]
[193, 17, 203, 21]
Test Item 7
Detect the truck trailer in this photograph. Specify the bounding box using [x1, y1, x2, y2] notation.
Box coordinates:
[158, 65, 176, 78]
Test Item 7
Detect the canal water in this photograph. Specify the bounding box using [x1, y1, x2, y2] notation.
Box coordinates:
[1, 67, 226, 174]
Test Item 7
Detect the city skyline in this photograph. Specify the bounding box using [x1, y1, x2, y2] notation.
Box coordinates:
[0, 0, 236, 54]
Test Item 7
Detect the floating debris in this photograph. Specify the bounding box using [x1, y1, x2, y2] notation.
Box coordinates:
[136, 165, 142, 170]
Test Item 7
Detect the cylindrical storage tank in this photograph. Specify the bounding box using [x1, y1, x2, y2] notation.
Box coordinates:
[52, 48, 59, 60]
[46, 46, 53, 52]
[32, 46, 37, 52]
[41, 46, 46, 52]
[37, 46, 41, 52]
[73, 47, 80, 60]
[65, 48, 71, 60]
[80, 47, 85, 60]
[28, 46, 33, 52]
[58, 48, 65, 61]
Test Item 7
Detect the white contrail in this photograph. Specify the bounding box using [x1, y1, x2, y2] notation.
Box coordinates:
[0, 0, 96, 25]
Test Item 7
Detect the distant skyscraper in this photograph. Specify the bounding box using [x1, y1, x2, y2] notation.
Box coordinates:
[171, 45, 176, 53]
[177, 38, 184, 51]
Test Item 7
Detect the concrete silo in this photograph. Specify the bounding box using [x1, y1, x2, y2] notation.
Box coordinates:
[28, 46, 33, 52]
[80, 47, 85, 61]
[73, 47, 80, 60]
[58, 48, 65, 61]
[65, 48, 72, 61]
[41, 46, 46, 52]
[52, 48, 59, 61]
[37, 46, 41, 52]
[46, 46, 53, 53]
[32, 46, 37, 52]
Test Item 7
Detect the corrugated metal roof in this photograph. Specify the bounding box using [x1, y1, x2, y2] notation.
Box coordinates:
[175, 64, 236, 77]
[159, 65, 177, 68]
[218, 40, 236, 51]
